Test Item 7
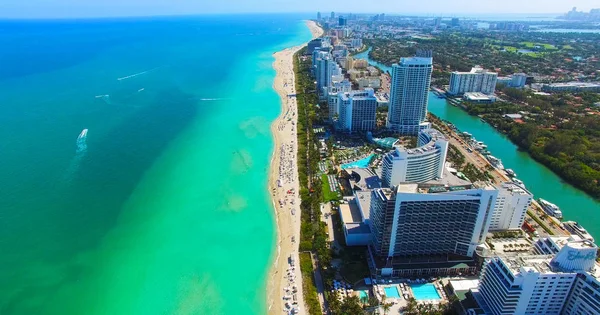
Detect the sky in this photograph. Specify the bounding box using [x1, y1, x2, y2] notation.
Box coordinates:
[0, 0, 597, 19]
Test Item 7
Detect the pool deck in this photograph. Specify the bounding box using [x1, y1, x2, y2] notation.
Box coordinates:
[372, 278, 449, 313]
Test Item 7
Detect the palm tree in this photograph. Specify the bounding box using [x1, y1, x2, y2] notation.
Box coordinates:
[382, 302, 391, 315]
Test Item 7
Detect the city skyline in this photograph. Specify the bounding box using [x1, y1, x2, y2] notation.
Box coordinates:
[0, 1, 598, 19]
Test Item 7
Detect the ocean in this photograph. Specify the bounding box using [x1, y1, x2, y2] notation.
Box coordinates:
[0, 14, 312, 314]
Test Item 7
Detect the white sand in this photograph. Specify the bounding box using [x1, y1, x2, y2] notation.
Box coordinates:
[266, 20, 323, 315]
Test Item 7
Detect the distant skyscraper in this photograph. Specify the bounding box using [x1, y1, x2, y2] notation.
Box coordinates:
[370, 184, 497, 258]
[451, 18, 460, 26]
[317, 12, 321, 20]
[387, 57, 433, 135]
[338, 16, 347, 26]
[331, 11, 335, 19]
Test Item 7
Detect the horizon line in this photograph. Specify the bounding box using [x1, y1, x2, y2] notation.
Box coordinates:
[0, 11, 565, 21]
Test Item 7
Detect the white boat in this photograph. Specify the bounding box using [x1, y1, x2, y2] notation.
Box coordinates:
[505, 169, 516, 177]
[538, 198, 563, 219]
[76, 129, 88, 152]
[487, 155, 505, 170]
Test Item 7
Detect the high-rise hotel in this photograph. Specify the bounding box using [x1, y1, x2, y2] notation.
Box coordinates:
[370, 184, 497, 258]
[387, 57, 433, 135]
[381, 128, 448, 187]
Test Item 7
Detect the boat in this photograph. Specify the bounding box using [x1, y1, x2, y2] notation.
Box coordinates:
[487, 155, 504, 170]
[562, 221, 594, 242]
[505, 169, 516, 177]
[76, 129, 88, 152]
[538, 198, 563, 219]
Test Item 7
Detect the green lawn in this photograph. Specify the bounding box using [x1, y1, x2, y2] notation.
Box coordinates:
[520, 41, 557, 50]
[321, 174, 340, 202]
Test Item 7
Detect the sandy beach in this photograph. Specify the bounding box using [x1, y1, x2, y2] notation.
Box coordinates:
[267, 20, 323, 315]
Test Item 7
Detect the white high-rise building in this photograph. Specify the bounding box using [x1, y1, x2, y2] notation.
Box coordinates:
[314, 51, 342, 99]
[381, 129, 448, 187]
[474, 238, 599, 315]
[448, 66, 498, 95]
[336, 89, 378, 132]
[489, 182, 533, 231]
[327, 79, 352, 121]
[370, 184, 497, 258]
[387, 57, 433, 135]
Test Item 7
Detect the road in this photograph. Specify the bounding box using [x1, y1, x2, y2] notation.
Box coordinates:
[433, 119, 568, 237]
[310, 252, 329, 314]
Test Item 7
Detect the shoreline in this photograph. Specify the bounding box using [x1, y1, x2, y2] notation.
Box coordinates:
[267, 20, 323, 315]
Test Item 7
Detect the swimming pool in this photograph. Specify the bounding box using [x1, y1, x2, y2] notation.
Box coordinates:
[410, 283, 441, 301]
[383, 286, 401, 299]
[341, 154, 375, 169]
[358, 290, 369, 299]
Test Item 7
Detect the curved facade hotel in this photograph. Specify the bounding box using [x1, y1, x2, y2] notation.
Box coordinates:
[381, 128, 449, 187]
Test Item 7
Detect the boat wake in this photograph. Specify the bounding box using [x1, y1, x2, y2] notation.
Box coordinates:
[117, 67, 158, 81]
[199, 98, 229, 101]
[95, 94, 111, 104]
[64, 129, 89, 182]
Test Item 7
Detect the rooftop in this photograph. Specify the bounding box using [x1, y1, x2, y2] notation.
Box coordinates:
[340, 198, 363, 224]
[354, 190, 372, 221]
[545, 82, 600, 87]
[422, 167, 472, 187]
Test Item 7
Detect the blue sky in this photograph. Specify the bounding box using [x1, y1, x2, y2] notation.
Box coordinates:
[0, 0, 597, 19]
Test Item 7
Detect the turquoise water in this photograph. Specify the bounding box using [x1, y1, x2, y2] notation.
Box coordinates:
[359, 290, 369, 299]
[341, 154, 375, 169]
[355, 48, 600, 241]
[384, 286, 401, 298]
[410, 283, 441, 301]
[0, 15, 312, 315]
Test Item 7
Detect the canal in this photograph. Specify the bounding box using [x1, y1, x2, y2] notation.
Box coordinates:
[354, 48, 600, 239]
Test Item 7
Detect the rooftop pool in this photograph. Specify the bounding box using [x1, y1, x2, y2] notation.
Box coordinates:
[410, 283, 441, 301]
[383, 286, 401, 299]
[341, 154, 375, 169]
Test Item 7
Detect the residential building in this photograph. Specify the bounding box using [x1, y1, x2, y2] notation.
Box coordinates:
[387, 57, 433, 134]
[356, 77, 381, 89]
[350, 38, 363, 49]
[326, 79, 352, 121]
[474, 239, 599, 315]
[489, 182, 532, 231]
[314, 51, 342, 99]
[381, 129, 448, 187]
[337, 88, 378, 132]
[542, 82, 600, 93]
[370, 183, 497, 258]
[497, 73, 528, 89]
[511, 73, 527, 88]
[307, 38, 324, 54]
[448, 67, 498, 95]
